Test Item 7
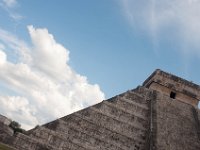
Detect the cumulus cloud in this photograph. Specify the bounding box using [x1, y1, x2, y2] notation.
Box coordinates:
[120, 0, 200, 56]
[0, 26, 105, 129]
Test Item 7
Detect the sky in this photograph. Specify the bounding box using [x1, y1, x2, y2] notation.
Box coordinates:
[0, 0, 200, 129]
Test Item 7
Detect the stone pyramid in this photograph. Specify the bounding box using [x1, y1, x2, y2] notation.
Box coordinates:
[1, 69, 200, 150]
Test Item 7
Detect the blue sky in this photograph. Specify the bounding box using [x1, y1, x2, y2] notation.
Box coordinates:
[0, 0, 200, 129]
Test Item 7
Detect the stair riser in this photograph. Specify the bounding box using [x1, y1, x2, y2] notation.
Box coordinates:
[33, 126, 121, 150]
[75, 109, 147, 140]
[108, 99, 149, 117]
[12, 133, 55, 150]
[59, 117, 136, 149]
[94, 103, 149, 129]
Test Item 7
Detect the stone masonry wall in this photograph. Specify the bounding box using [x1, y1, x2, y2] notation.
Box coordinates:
[0, 115, 11, 126]
[153, 92, 200, 150]
[10, 86, 154, 150]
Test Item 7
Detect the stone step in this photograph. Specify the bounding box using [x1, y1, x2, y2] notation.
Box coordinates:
[58, 116, 138, 150]
[103, 100, 148, 121]
[49, 119, 125, 150]
[29, 126, 65, 149]
[29, 101, 149, 150]
[107, 94, 149, 110]
[73, 113, 147, 149]
[64, 127, 122, 150]
[107, 96, 149, 119]
[131, 86, 154, 99]
[31, 123, 122, 150]
[73, 107, 147, 143]
[25, 86, 152, 150]
[120, 97, 149, 116]
[107, 86, 150, 104]
[58, 131, 97, 150]
[11, 132, 57, 150]
[102, 101, 149, 130]
[61, 141, 87, 150]
[29, 126, 89, 150]
[121, 91, 149, 106]
[91, 106, 148, 131]
[43, 118, 121, 150]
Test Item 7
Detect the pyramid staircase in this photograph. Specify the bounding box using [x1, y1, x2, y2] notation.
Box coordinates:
[9, 86, 155, 150]
[2, 69, 200, 150]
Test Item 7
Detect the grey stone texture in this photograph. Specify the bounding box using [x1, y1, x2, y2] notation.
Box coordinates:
[0, 69, 200, 150]
[0, 115, 12, 126]
[0, 115, 14, 145]
[0, 122, 14, 143]
[151, 93, 200, 150]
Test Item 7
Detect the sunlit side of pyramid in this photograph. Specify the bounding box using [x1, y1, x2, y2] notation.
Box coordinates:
[0, 69, 200, 150]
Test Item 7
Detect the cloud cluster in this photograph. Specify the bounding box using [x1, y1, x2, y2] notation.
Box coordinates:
[0, 26, 105, 129]
[121, 0, 200, 55]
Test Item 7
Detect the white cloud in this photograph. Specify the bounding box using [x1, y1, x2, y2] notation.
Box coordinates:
[0, 27, 31, 63]
[9, 13, 23, 20]
[2, 0, 17, 8]
[120, 0, 200, 56]
[0, 50, 7, 65]
[0, 0, 23, 21]
[0, 26, 105, 130]
[0, 96, 38, 129]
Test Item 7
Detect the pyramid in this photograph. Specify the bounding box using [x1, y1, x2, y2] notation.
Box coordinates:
[0, 69, 200, 150]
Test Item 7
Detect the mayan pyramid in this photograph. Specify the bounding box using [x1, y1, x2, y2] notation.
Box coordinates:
[0, 69, 200, 150]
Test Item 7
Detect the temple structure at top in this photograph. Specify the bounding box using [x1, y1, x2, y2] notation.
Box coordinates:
[143, 69, 200, 107]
